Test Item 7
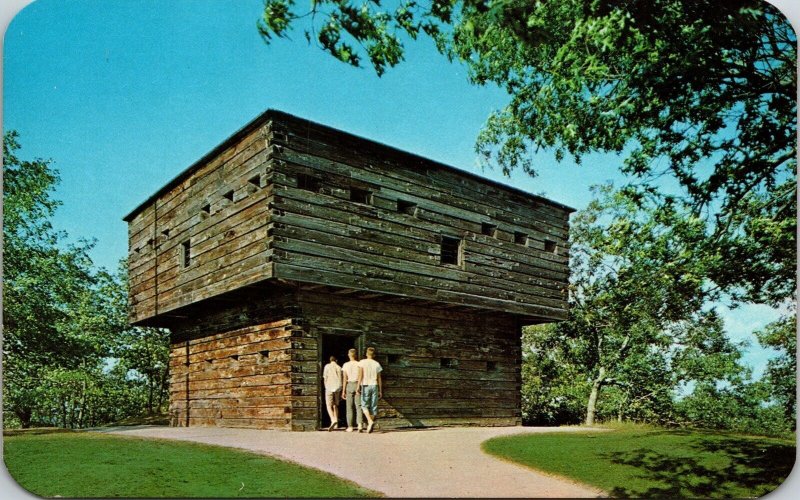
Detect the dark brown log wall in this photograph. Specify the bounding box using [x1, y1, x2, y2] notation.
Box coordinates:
[268, 114, 571, 321]
[128, 123, 275, 325]
[299, 290, 522, 429]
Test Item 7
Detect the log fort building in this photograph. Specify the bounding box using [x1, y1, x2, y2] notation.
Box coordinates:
[124, 110, 574, 430]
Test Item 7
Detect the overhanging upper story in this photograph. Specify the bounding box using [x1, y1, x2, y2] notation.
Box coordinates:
[124, 110, 575, 327]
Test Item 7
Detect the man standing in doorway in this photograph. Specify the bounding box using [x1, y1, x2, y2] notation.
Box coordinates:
[341, 348, 363, 433]
[323, 355, 342, 431]
[358, 347, 382, 433]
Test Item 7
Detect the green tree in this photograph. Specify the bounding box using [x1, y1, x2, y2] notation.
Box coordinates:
[3, 132, 169, 428]
[3, 131, 101, 426]
[260, 0, 796, 304]
[558, 185, 743, 425]
[755, 314, 797, 427]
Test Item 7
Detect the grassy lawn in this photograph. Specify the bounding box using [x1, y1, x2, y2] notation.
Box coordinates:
[3, 430, 378, 498]
[482, 425, 796, 498]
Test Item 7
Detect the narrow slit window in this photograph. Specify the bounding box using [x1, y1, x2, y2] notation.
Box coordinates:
[181, 240, 191, 267]
[259, 350, 269, 360]
[397, 199, 418, 216]
[440, 358, 457, 369]
[487, 361, 498, 372]
[249, 174, 261, 188]
[201, 203, 211, 215]
[297, 173, 321, 192]
[230, 354, 239, 362]
[481, 223, 498, 238]
[514, 231, 528, 246]
[350, 187, 373, 205]
[161, 228, 170, 238]
[388, 354, 401, 365]
[223, 189, 235, 202]
[440, 236, 462, 265]
[544, 239, 557, 253]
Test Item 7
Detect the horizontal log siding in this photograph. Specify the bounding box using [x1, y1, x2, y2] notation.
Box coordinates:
[168, 293, 312, 430]
[269, 118, 570, 320]
[299, 291, 522, 428]
[127, 124, 275, 324]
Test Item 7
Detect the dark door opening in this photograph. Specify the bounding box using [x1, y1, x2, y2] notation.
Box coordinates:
[320, 334, 357, 429]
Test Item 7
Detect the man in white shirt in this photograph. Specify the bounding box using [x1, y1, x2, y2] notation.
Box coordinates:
[323, 355, 342, 431]
[358, 347, 383, 433]
[341, 348, 363, 432]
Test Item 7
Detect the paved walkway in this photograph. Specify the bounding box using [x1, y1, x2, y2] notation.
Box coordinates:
[100, 425, 606, 497]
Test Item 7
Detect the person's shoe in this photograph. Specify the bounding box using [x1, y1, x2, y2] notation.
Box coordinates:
[367, 422, 374, 433]
[357, 425, 363, 432]
[346, 427, 353, 433]
[328, 422, 335, 432]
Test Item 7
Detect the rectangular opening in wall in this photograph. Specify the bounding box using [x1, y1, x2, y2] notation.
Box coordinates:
[350, 187, 373, 205]
[487, 361, 498, 372]
[440, 357, 457, 369]
[481, 223, 498, 237]
[249, 174, 261, 188]
[544, 239, 557, 253]
[181, 240, 191, 267]
[230, 354, 239, 362]
[397, 199, 418, 216]
[388, 354, 401, 365]
[297, 173, 321, 192]
[161, 228, 170, 238]
[514, 231, 528, 246]
[440, 236, 462, 265]
[201, 203, 211, 215]
[223, 189, 235, 202]
[259, 350, 269, 361]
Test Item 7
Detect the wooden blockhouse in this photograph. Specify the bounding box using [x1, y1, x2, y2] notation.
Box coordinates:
[124, 110, 574, 430]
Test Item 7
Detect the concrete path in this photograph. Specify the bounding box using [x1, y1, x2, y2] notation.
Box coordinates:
[99, 425, 606, 498]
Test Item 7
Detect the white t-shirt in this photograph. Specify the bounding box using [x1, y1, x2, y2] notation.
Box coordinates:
[342, 360, 361, 383]
[323, 362, 342, 392]
[359, 358, 383, 386]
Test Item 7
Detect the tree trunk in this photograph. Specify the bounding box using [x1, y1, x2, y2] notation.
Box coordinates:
[147, 374, 154, 415]
[16, 408, 32, 429]
[585, 367, 606, 426]
[156, 367, 168, 411]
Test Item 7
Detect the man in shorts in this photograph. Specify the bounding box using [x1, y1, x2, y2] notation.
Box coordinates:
[341, 348, 363, 432]
[323, 355, 342, 431]
[358, 347, 383, 433]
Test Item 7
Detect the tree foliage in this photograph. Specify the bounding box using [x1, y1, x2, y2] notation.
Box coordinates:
[260, 0, 796, 304]
[537, 184, 746, 425]
[755, 314, 797, 426]
[3, 132, 169, 428]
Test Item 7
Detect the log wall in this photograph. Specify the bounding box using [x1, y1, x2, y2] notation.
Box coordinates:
[298, 290, 522, 429]
[127, 123, 275, 324]
[167, 291, 317, 429]
[268, 113, 572, 321]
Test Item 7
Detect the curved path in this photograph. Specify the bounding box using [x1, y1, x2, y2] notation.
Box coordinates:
[101, 425, 606, 497]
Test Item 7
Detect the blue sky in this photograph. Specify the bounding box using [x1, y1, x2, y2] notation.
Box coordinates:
[2, 0, 788, 377]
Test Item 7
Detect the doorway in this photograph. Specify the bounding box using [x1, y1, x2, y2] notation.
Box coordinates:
[320, 334, 359, 429]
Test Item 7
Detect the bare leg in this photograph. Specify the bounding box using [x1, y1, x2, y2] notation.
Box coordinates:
[326, 394, 337, 430]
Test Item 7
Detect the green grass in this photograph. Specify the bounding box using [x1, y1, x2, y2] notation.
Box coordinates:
[482, 426, 796, 498]
[4, 430, 378, 498]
